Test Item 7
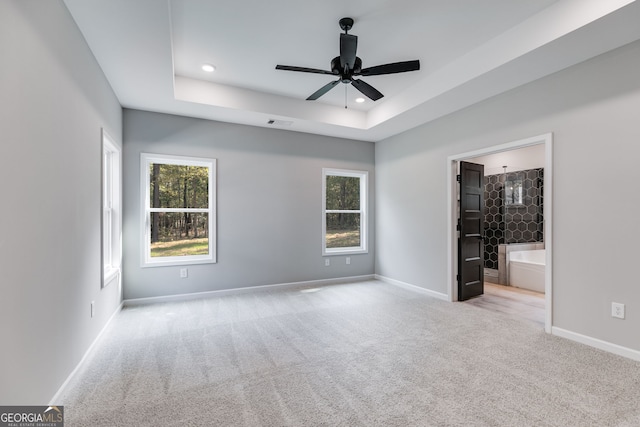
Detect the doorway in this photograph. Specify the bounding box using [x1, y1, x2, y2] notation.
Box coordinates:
[447, 134, 553, 333]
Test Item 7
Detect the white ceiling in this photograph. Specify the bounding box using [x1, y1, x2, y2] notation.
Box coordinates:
[63, 0, 640, 142]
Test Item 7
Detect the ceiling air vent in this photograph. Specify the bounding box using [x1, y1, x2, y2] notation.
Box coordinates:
[267, 119, 293, 127]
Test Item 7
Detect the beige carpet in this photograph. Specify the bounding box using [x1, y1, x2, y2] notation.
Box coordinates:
[60, 280, 640, 426]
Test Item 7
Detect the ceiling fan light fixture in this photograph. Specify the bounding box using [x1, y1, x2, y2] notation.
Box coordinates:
[201, 64, 216, 72]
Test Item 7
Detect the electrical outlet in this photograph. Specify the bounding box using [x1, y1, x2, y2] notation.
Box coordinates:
[180, 268, 188, 278]
[91, 301, 95, 318]
[346, 257, 351, 265]
[325, 259, 330, 267]
[611, 302, 625, 319]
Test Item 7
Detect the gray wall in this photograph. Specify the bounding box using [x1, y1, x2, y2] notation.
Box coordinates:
[376, 40, 640, 351]
[0, 1, 122, 404]
[123, 110, 375, 300]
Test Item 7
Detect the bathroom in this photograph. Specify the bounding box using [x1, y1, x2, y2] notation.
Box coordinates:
[467, 144, 546, 295]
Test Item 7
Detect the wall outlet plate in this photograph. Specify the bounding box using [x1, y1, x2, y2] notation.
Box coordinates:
[612, 302, 625, 319]
[180, 268, 188, 278]
[325, 259, 330, 267]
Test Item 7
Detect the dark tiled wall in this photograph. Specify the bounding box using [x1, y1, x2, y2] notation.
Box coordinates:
[484, 168, 544, 269]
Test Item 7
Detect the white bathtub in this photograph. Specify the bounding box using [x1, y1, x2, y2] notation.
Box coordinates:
[509, 249, 545, 293]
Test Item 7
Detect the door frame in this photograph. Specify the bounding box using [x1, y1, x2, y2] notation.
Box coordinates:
[447, 133, 553, 333]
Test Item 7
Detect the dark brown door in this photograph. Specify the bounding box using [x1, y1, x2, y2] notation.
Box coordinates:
[458, 161, 484, 301]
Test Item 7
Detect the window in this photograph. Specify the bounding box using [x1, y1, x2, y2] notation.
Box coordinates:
[102, 130, 121, 286]
[141, 153, 216, 267]
[322, 168, 368, 255]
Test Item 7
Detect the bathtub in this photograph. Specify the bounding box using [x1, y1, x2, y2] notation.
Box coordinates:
[508, 249, 545, 293]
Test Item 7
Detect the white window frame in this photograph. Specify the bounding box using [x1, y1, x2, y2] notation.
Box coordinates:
[322, 168, 368, 256]
[102, 129, 121, 287]
[140, 153, 217, 267]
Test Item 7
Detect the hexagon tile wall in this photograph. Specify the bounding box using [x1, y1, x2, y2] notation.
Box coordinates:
[484, 168, 544, 269]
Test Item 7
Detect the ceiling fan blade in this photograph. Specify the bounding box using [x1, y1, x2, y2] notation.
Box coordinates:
[340, 33, 358, 71]
[307, 80, 341, 100]
[276, 65, 334, 75]
[351, 79, 383, 101]
[358, 60, 420, 76]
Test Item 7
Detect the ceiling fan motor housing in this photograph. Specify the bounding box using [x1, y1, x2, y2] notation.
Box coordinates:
[331, 56, 362, 82]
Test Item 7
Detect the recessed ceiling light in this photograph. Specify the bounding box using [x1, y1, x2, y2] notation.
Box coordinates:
[355, 97, 365, 103]
[202, 64, 215, 72]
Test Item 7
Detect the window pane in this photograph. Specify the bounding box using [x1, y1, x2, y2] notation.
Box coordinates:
[326, 176, 360, 210]
[326, 213, 360, 248]
[149, 164, 209, 209]
[103, 151, 112, 207]
[150, 212, 209, 257]
[103, 208, 112, 267]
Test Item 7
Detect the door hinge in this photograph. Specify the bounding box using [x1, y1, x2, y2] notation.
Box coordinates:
[456, 274, 460, 282]
[456, 218, 461, 231]
[456, 174, 461, 182]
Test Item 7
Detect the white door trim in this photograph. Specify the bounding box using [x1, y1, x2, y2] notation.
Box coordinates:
[447, 133, 553, 333]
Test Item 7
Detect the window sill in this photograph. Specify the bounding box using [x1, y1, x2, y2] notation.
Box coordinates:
[323, 248, 368, 256]
[103, 267, 120, 287]
[142, 257, 216, 268]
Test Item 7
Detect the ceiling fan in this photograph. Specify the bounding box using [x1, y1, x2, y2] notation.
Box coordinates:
[276, 17, 420, 102]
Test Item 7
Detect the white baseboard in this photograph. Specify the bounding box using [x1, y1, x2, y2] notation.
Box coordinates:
[375, 274, 450, 301]
[123, 275, 376, 306]
[552, 326, 640, 362]
[50, 301, 124, 404]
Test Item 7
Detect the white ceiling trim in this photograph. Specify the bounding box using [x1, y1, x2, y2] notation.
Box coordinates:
[174, 77, 367, 129]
